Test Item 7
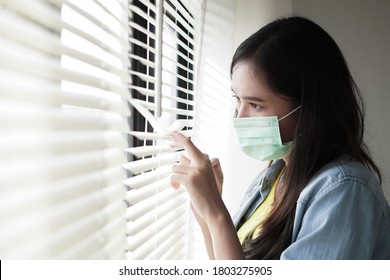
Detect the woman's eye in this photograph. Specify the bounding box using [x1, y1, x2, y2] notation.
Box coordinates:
[250, 103, 263, 110]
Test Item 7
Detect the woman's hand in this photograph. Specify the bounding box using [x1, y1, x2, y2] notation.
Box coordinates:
[211, 157, 223, 195]
[171, 149, 223, 259]
[174, 154, 223, 194]
[169, 131, 245, 259]
[169, 131, 225, 223]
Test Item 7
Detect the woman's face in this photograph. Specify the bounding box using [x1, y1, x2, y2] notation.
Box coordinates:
[231, 61, 299, 143]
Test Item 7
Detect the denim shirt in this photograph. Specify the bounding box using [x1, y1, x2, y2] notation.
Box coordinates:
[233, 156, 390, 259]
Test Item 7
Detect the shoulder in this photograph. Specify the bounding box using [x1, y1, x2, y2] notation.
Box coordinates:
[298, 155, 385, 207]
[285, 156, 390, 259]
[296, 156, 390, 235]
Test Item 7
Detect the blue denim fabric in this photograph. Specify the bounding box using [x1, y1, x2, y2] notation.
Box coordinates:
[233, 156, 390, 259]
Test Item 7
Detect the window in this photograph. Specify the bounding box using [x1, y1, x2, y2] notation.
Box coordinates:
[126, 0, 198, 260]
[0, 0, 205, 259]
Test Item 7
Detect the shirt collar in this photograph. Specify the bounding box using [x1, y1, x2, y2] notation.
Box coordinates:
[259, 160, 286, 192]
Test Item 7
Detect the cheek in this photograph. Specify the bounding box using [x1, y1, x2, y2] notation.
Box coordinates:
[279, 117, 297, 143]
[236, 103, 252, 118]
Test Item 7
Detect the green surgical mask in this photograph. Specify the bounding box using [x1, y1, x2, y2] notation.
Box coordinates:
[233, 106, 301, 161]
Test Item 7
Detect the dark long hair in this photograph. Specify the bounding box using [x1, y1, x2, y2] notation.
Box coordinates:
[231, 16, 382, 259]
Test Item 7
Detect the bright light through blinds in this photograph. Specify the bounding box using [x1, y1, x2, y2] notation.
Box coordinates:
[125, 0, 202, 260]
[0, 0, 129, 259]
[0, 0, 204, 260]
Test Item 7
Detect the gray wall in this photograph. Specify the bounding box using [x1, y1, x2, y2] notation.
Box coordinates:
[292, 0, 390, 200]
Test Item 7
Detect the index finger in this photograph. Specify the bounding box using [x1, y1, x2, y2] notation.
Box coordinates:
[168, 131, 204, 164]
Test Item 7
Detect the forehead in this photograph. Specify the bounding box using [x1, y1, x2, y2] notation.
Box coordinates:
[231, 61, 275, 99]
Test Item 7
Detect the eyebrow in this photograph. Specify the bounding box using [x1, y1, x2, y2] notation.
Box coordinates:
[231, 88, 266, 102]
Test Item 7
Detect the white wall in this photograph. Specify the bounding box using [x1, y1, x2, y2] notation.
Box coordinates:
[234, 0, 292, 48]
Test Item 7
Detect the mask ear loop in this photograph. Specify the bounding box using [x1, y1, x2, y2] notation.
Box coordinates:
[278, 105, 302, 121]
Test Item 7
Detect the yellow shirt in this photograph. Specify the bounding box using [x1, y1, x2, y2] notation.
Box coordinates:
[237, 167, 284, 244]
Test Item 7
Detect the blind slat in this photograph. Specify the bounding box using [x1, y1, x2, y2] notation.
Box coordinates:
[123, 166, 171, 189]
[0, 167, 126, 217]
[154, 232, 187, 259]
[127, 200, 187, 236]
[162, 82, 195, 97]
[0, 13, 129, 84]
[123, 152, 179, 175]
[128, 131, 169, 141]
[168, 0, 196, 26]
[127, 209, 187, 252]
[1, 214, 101, 259]
[126, 144, 175, 158]
[128, 84, 195, 106]
[162, 52, 195, 75]
[1, 148, 126, 189]
[127, 220, 187, 259]
[162, 41, 195, 72]
[162, 67, 195, 88]
[126, 177, 171, 205]
[162, 94, 195, 106]
[0, 131, 127, 160]
[62, 0, 129, 47]
[56, 201, 126, 259]
[163, 26, 194, 53]
[128, 21, 157, 40]
[0, 49, 129, 98]
[163, 12, 195, 49]
[128, 4, 157, 26]
[129, 129, 192, 141]
[128, 53, 156, 68]
[126, 189, 186, 221]
[132, 0, 157, 14]
[128, 70, 156, 84]
[0, 80, 130, 116]
[7, 200, 126, 259]
[0, 187, 124, 253]
[128, 85, 155, 99]
[62, 20, 125, 61]
[0, 101, 129, 131]
[134, 100, 195, 116]
[1, 0, 62, 33]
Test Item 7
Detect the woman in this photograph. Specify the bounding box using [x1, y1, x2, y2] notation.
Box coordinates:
[169, 16, 390, 259]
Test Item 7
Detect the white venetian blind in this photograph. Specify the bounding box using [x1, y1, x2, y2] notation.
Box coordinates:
[125, 0, 204, 260]
[0, 0, 128, 259]
[0, 0, 204, 260]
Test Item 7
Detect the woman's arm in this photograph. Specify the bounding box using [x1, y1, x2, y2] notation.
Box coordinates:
[174, 154, 217, 259]
[169, 132, 245, 259]
[191, 204, 216, 259]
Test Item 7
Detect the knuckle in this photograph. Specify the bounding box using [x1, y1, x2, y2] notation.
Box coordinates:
[183, 137, 192, 145]
[202, 153, 211, 163]
[188, 176, 196, 186]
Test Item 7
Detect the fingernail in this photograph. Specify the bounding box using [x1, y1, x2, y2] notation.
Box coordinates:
[168, 140, 177, 147]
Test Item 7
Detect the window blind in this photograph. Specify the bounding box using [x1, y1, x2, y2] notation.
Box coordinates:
[125, 0, 204, 260]
[0, 0, 205, 260]
[0, 0, 128, 259]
